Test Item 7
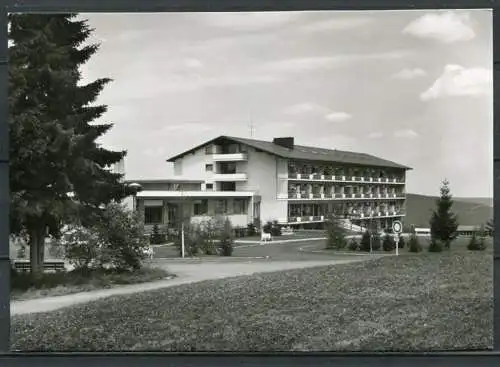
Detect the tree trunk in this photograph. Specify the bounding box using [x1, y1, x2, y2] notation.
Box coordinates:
[29, 226, 46, 275]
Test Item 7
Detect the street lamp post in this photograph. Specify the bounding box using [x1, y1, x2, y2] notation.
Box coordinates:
[128, 182, 143, 212]
[181, 187, 185, 258]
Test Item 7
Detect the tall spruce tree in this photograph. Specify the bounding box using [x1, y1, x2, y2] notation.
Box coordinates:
[429, 179, 458, 249]
[9, 14, 134, 273]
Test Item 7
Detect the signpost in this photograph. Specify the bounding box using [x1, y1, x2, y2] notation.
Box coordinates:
[392, 220, 402, 256]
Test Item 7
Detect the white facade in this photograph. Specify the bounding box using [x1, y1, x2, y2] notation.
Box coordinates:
[131, 136, 409, 231]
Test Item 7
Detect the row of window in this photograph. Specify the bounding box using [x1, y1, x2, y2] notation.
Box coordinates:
[143, 199, 248, 225]
[205, 144, 247, 155]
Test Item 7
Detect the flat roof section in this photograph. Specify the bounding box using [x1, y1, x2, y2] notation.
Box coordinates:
[136, 191, 256, 198]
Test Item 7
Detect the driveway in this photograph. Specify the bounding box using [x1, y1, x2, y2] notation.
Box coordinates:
[11, 238, 387, 316]
[11, 256, 374, 316]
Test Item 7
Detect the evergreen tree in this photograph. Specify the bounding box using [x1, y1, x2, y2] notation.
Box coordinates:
[9, 14, 134, 274]
[382, 233, 395, 252]
[485, 218, 493, 237]
[359, 230, 371, 252]
[429, 179, 458, 250]
[325, 214, 347, 249]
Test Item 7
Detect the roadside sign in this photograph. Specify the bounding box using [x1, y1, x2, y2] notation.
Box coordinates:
[392, 221, 402, 234]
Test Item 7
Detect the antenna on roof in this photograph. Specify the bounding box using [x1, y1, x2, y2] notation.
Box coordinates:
[248, 110, 255, 138]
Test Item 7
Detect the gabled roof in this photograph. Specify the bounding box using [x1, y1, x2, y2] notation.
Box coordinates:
[166, 135, 412, 170]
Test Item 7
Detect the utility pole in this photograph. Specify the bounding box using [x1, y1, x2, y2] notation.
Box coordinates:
[181, 186, 185, 258]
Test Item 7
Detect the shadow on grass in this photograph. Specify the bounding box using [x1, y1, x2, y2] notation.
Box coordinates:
[10, 266, 174, 301]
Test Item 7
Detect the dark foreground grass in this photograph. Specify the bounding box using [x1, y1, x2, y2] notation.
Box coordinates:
[11, 267, 174, 301]
[11, 251, 492, 352]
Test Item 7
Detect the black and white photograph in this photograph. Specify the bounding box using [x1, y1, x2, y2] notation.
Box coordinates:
[7, 9, 493, 351]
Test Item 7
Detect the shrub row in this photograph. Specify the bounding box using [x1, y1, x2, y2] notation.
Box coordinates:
[173, 216, 235, 257]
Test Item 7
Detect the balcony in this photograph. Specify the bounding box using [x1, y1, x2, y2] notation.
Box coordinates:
[283, 192, 407, 200]
[213, 173, 248, 181]
[212, 153, 248, 162]
[287, 173, 405, 184]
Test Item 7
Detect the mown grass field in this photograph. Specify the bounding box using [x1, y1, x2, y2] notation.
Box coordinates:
[11, 237, 492, 352]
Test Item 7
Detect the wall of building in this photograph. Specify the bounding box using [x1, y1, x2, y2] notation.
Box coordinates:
[173, 147, 212, 181]
[236, 147, 287, 223]
[138, 196, 252, 230]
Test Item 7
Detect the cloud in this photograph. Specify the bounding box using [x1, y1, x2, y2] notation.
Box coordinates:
[183, 58, 204, 69]
[283, 102, 327, 115]
[393, 129, 419, 139]
[283, 103, 351, 122]
[391, 68, 427, 80]
[198, 12, 301, 32]
[299, 17, 373, 32]
[368, 132, 384, 139]
[402, 11, 475, 43]
[420, 64, 492, 101]
[324, 112, 352, 122]
[262, 50, 410, 74]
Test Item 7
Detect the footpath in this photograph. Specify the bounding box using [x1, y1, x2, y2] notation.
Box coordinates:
[11, 258, 366, 316]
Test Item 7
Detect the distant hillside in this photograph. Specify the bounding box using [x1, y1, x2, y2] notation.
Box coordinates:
[453, 197, 493, 207]
[405, 193, 493, 227]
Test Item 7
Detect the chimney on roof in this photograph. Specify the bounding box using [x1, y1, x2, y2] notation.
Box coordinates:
[273, 137, 294, 149]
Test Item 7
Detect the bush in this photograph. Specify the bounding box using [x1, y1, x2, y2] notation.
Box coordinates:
[175, 221, 201, 257]
[263, 221, 273, 234]
[150, 224, 166, 245]
[348, 237, 358, 251]
[382, 234, 396, 252]
[92, 203, 150, 271]
[174, 217, 234, 257]
[397, 235, 405, 248]
[271, 220, 282, 236]
[359, 230, 372, 252]
[325, 215, 347, 250]
[428, 239, 443, 253]
[371, 233, 381, 251]
[218, 218, 234, 256]
[467, 232, 487, 251]
[408, 234, 423, 253]
[59, 225, 102, 270]
[247, 223, 257, 237]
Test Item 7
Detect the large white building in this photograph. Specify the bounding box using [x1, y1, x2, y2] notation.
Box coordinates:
[128, 135, 411, 232]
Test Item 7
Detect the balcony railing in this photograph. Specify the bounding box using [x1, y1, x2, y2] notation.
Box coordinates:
[287, 173, 405, 184]
[213, 173, 248, 181]
[212, 153, 248, 162]
[284, 192, 406, 200]
[287, 210, 405, 223]
[288, 215, 325, 223]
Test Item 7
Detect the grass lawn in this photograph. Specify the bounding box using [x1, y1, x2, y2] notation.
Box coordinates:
[11, 243, 492, 351]
[11, 266, 174, 301]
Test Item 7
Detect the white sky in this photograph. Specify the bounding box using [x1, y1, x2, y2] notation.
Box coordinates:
[79, 9, 493, 198]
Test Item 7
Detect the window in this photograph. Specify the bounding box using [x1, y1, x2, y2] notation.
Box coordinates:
[205, 145, 212, 155]
[205, 164, 213, 172]
[215, 200, 227, 214]
[145, 206, 163, 224]
[206, 183, 213, 190]
[233, 199, 247, 214]
[194, 200, 208, 216]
